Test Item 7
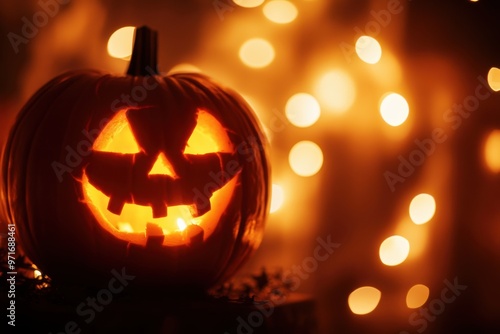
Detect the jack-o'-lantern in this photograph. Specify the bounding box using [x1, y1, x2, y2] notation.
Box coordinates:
[1, 27, 270, 290]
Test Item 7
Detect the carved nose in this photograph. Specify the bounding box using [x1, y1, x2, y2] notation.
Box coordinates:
[148, 153, 178, 179]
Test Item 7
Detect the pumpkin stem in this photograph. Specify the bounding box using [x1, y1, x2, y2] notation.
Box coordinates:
[127, 26, 159, 76]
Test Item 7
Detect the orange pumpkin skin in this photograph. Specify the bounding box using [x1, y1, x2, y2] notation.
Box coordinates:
[1, 31, 269, 290]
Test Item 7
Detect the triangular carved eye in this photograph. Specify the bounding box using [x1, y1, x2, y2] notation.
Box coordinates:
[184, 109, 232, 155]
[148, 153, 178, 178]
[94, 110, 140, 154]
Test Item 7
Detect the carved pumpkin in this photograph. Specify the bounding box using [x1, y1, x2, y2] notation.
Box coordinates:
[1, 27, 270, 289]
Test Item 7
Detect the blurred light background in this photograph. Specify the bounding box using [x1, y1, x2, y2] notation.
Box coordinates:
[1, 0, 500, 333]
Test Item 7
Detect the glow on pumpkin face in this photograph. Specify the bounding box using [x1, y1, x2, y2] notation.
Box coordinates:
[81, 108, 239, 247]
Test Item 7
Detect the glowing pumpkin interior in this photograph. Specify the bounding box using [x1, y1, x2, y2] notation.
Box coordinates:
[81, 109, 238, 246]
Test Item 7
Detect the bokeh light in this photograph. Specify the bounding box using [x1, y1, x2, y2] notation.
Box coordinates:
[487, 67, 500, 91]
[315, 70, 356, 114]
[355, 36, 382, 64]
[409, 193, 436, 225]
[484, 130, 500, 173]
[289, 141, 324, 177]
[107, 26, 135, 59]
[379, 235, 410, 266]
[285, 93, 321, 127]
[270, 184, 285, 213]
[263, 1, 298, 24]
[379, 93, 409, 126]
[233, 0, 265, 8]
[239, 38, 275, 68]
[406, 284, 430, 309]
[348, 286, 382, 315]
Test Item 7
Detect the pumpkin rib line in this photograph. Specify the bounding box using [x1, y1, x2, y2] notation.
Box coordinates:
[1, 72, 89, 227]
[23, 74, 107, 269]
[3, 73, 95, 265]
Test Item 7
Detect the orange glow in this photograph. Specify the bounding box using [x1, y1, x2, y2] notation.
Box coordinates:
[117, 222, 134, 233]
[168, 63, 202, 74]
[176, 218, 188, 231]
[395, 219, 428, 260]
[82, 109, 237, 246]
[93, 111, 140, 153]
[270, 184, 285, 213]
[314, 70, 356, 114]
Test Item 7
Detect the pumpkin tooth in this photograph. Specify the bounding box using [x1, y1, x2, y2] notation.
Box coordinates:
[145, 222, 165, 248]
[151, 203, 167, 218]
[184, 224, 204, 247]
[107, 197, 126, 215]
